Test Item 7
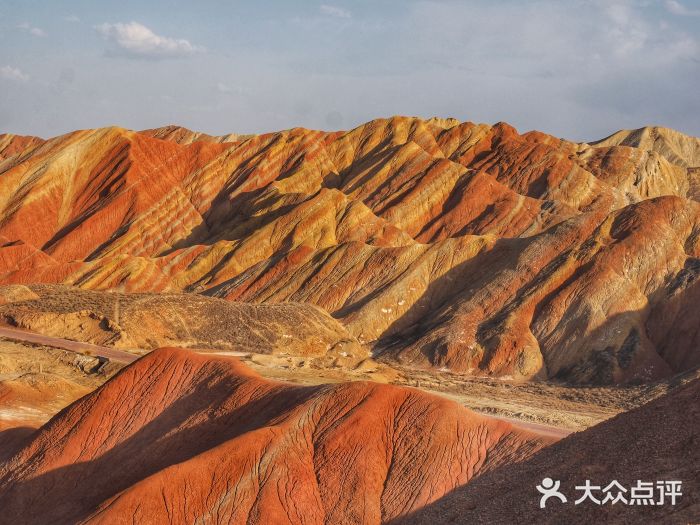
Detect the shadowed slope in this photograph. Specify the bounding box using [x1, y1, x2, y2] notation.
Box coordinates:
[402, 377, 700, 524]
[0, 348, 549, 525]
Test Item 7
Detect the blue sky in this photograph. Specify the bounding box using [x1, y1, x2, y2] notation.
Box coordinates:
[1, 0, 699, 141]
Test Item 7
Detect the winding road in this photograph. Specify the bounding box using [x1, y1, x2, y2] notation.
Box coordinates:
[0, 326, 139, 364]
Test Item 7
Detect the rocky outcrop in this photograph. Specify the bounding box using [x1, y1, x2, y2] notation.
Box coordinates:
[0, 118, 698, 382]
[0, 285, 364, 360]
[0, 348, 549, 524]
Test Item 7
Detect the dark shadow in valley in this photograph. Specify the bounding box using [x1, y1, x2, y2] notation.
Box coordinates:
[0, 426, 36, 464]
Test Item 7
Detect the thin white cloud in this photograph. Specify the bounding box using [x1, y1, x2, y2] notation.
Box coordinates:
[1, 65, 30, 82]
[604, 3, 649, 57]
[320, 4, 351, 19]
[95, 21, 202, 58]
[2, 1, 699, 142]
[17, 22, 46, 37]
[216, 82, 247, 95]
[665, 0, 700, 16]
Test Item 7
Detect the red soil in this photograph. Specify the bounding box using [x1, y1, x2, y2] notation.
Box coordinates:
[0, 347, 549, 524]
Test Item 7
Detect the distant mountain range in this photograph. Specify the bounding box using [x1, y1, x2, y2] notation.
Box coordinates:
[1, 118, 699, 384]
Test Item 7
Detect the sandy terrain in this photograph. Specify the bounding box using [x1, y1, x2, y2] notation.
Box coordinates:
[216, 351, 700, 434]
[2, 328, 697, 441]
[0, 337, 126, 461]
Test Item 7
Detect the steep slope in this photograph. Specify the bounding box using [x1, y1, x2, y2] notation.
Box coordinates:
[0, 134, 45, 162]
[216, 195, 700, 383]
[591, 126, 700, 168]
[0, 348, 549, 524]
[1, 118, 699, 383]
[588, 126, 700, 202]
[388, 196, 700, 382]
[402, 377, 700, 524]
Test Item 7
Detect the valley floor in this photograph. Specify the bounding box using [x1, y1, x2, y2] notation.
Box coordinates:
[2, 329, 694, 447]
[240, 352, 699, 433]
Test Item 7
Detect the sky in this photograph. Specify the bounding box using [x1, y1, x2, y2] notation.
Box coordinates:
[0, 0, 699, 142]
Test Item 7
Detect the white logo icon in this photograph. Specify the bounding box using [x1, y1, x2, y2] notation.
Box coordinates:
[536, 477, 567, 508]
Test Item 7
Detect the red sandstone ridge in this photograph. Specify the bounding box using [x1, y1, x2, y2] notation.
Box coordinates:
[0, 133, 45, 161]
[0, 118, 699, 383]
[0, 348, 549, 524]
[140, 124, 245, 145]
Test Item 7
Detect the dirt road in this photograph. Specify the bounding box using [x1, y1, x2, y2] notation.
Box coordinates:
[0, 326, 139, 364]
[0, 328, 597, 440]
